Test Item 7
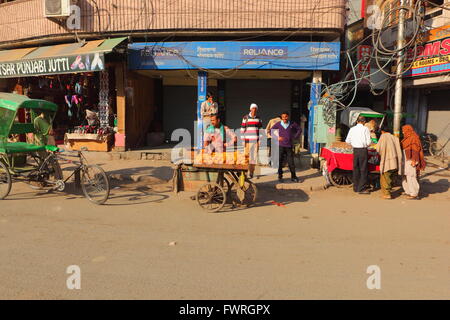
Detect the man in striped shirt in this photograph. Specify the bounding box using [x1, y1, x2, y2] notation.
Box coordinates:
[241, 103, 263, 178]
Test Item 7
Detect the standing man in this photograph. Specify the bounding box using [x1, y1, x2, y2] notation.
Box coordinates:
[33, 110, 53, 147]
[345, 116, 372, 194]
[377, 124, 403, 199]
[271, 112, 301, 183]
[200, 92, 218, 134]
[241, 103, 263, 178]
[266, 114, 281, 165]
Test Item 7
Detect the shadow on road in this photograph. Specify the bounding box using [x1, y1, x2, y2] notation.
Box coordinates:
[106, 182, 171, 206]
[211, 183, 310, 214]
[107, 166, 174, 182]
[5, 180, 172, 207]
[419, 179, 450, 198]
[420, 167, 450, 179]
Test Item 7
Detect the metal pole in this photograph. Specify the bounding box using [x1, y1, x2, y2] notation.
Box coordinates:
[393, 0, 407, 137]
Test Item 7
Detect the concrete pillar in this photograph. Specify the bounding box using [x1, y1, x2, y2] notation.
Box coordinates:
[115, 62, 126, 151]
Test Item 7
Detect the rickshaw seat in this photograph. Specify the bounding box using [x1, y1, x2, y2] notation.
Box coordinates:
[1, 142, 46, 154]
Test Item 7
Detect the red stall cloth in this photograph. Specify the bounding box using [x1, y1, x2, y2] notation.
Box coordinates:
[321, 147, 380, 173]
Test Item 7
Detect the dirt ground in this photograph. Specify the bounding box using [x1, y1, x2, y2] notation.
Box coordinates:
[0, 157, 448, 300]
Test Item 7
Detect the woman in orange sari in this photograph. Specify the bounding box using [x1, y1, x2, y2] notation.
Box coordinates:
[401, 125, 426, 199]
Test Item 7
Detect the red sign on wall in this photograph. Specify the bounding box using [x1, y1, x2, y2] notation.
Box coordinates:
[357, 45, 371, 76]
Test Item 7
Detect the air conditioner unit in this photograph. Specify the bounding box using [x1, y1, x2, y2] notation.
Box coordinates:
[44, 0, 71, 18]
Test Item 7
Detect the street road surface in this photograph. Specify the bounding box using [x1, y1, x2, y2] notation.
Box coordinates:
[0, 171, 449, 299]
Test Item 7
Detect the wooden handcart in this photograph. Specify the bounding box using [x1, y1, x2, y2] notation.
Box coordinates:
[173, 163, 257, 213]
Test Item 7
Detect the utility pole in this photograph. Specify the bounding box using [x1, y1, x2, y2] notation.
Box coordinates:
[393, 0, 407, 137]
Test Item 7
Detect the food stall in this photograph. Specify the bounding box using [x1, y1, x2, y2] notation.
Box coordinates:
[321, 107, 384, 187]
[173, 149, 257, 213]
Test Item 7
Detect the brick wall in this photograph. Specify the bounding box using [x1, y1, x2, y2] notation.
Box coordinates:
[0, 0, 346, 46]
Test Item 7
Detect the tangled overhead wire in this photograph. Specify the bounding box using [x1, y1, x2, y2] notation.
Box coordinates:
[371, 0, 426, 78]
[318, 0, 430, 117]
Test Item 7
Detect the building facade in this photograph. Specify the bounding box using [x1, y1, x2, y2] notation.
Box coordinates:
[350, 0, 450, 154]
[0, 0, 347, 151]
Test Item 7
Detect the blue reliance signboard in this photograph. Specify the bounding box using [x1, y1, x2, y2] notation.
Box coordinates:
[128, 41, 341, 71]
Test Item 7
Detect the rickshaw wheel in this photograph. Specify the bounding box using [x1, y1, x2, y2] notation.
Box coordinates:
[328, 169, 353, 188]
[0, 160, 12, 200]
[34, 155, 63, 189]
[81, 165, 110, 205]
[196, 183, 226, 213]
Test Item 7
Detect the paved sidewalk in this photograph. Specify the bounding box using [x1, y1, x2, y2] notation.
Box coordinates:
[63, 150, 449, 198]
[77, 151, 328, 193]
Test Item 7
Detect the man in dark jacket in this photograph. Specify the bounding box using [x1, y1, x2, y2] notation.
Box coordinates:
[271, 111, 301, 182]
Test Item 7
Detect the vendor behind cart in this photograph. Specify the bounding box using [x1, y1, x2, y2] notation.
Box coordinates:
[204, 115, 236, 153]
[345, 116, 372, 194]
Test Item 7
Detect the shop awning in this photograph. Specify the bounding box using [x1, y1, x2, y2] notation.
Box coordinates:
[0, 37, 126, 78]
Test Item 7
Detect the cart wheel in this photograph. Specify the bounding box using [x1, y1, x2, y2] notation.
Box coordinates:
[231, 180, 258, 207]
[328, 169, 353, 188]
[197, 183, 226, 213]
[0, 161, 12, 200]
[220, 175, 233, 199]
[81, 165, 110, 205]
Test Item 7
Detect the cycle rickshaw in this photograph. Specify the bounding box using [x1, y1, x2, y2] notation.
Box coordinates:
[0, 93, 110, 204]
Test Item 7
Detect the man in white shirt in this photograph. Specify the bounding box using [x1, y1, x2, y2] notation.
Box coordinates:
[345, 116, 372, 194]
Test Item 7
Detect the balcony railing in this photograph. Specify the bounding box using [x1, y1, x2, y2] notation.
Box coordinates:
[0, 0, 346, 46]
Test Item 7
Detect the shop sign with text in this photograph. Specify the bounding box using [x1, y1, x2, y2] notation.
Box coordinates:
[0, 53, 105, 78]
[406, 25, 450, 77]
[128, 41, 341, 71]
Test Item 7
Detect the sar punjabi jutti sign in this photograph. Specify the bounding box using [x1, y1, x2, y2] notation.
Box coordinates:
[0, 52, 105, 78]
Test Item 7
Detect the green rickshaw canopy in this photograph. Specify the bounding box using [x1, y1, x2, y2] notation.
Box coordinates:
[0, 93, 58, 140]
[340, 107, 385, 128]
[0, 93, 58, 112]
